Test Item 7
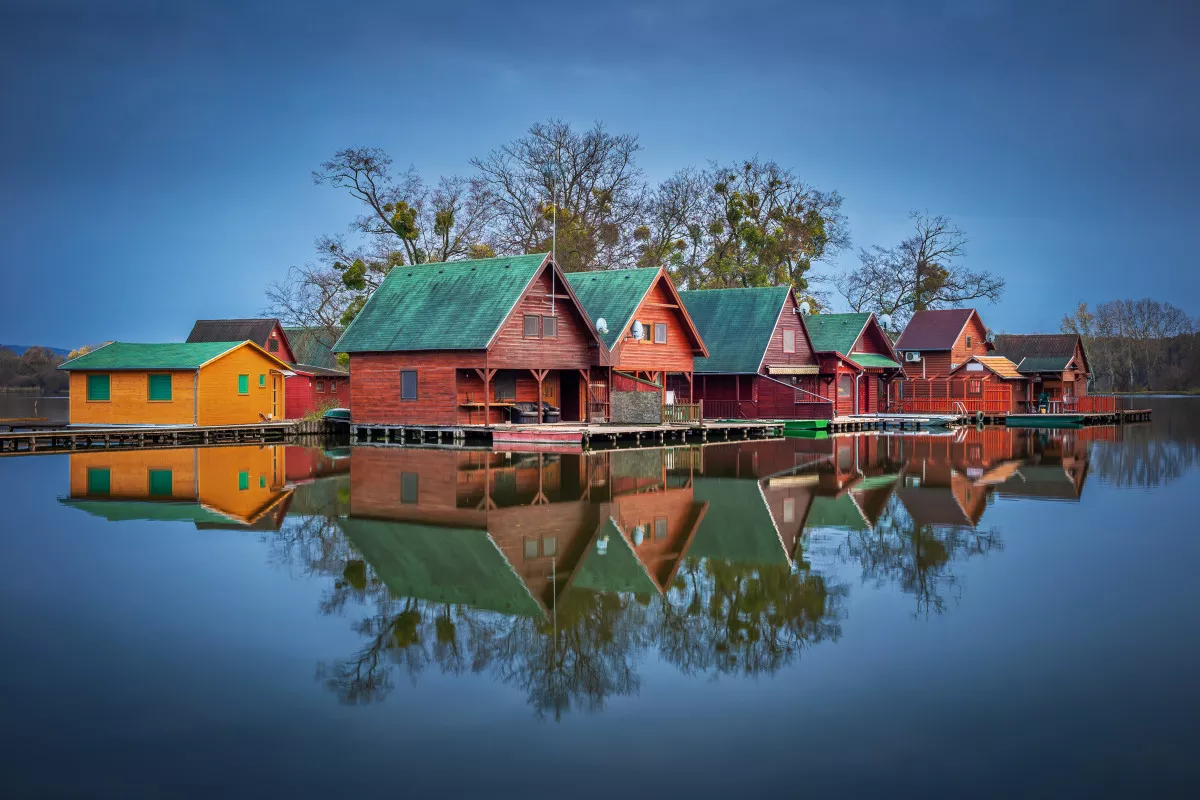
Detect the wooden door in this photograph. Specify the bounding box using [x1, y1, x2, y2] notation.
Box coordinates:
[542, 374, 559, 408]
[272, 375, 280, 419]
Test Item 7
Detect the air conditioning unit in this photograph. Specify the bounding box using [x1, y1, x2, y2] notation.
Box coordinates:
[905, 351, 922, 363]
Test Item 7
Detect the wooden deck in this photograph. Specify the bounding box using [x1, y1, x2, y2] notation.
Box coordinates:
[0, 422, 299, 456]
[350, 419, 784, 451]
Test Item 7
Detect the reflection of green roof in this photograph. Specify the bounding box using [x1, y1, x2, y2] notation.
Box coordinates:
[853, 474, 900, 492]
[680, 287, 789, 374]
[805, 494, 868, 531]
[688, 478, 788, 566]
[803, 313, 870, 355]
[565, 268, 660, 350]
[571, 519, 659, 595]
[849, 352, 901, 370]
[58, 341, 244, 370]
[339, 518, 544, 617]
[59, 498, 237, 526]
[335, 253, 551, 352]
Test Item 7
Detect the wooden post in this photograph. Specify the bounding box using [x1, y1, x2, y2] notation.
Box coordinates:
[475, 368, 497, 427]
[532, 369, 548, 424]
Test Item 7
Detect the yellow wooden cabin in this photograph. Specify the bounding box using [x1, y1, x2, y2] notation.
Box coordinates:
[58, 341, 290, 426]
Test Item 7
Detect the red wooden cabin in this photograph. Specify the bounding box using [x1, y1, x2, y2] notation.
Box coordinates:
[186, 318, 349, 418]
[680, 286, 832, 420]
[801, 312, 904, 416]
[991, 333, 1092, 410]
[566, 267, 707, 421]
[894, 308, 991, 379]
[335, 253, 607, 426]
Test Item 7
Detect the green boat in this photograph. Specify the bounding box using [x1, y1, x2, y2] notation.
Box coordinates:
[784, 429, 830, 439]
[783, 419, 829, 431]
[1005, 413, 1084, 428]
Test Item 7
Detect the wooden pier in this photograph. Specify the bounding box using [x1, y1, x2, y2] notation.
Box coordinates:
[350, 420, 784, 451]
[0, 422, 299, 456]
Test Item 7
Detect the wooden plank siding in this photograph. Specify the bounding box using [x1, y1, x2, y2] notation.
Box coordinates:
[760, 292, 818, 370]
[69, 370, 197, 426]
[285, 373, 349, 419]
[610, 276, 699, 374]
[195, 344, 287, 425]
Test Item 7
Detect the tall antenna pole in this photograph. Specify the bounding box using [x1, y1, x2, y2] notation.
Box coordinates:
[551, 180, 556, 316]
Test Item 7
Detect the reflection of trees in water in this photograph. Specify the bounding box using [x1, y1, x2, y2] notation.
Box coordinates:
[271, 509, 846, 715]
[658, 560, 843, 677]
[841, 497, 1000, 616]
[1089, 436, 1198, 489]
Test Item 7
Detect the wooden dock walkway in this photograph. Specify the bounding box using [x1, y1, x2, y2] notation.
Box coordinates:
[350, 420, 784, 451]
[0, 422, 299, 456]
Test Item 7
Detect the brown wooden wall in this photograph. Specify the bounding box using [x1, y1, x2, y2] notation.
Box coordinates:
[951, 314, 991, 367]
[763, 292, 818, 368]
[285, 373, 349, 419]
[69, 370, 196, 426]
[196, 344, 288, 425]
[349, 351, 482, 425]
[611, 277, 698, 374]
[489, 268, 599, 370]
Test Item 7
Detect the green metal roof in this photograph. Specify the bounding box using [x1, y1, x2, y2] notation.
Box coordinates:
[339, 517, 545, 617]
[283, 327, 345, 372]
[687, 478, 789, 566]
[802, 313, 870, 356]
[849, 352, 901, 370]
[334, 253, 551, 353]
[564, 267, 660, 350]
[1017, 356, 1072, 373]
[571, 519, 660, 595]
[59, 498, 239, 526]
[58, 341, 244, 371]
[805, 494, 869, 531]
[680, 287, 789, 374]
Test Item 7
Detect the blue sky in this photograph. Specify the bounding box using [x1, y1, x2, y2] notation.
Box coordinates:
[2, 0, 1197, 348]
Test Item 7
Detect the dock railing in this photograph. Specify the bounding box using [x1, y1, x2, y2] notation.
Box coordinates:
[664, 401, 703, 424]
[701, 400, 757, 420]
[895, 379, 1011, 414]
[1067, 395, 1124, 414]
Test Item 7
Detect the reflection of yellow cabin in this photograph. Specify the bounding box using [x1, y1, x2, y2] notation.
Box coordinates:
[62, 446, 291, 528]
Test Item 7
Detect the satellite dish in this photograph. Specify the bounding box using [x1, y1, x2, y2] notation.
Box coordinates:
[879, 314, 892, 331]
[986, 330, 996, 344]
[798, 301, 812, 315]
[596, 317, 609, 334]
[631, 320, 644, 340]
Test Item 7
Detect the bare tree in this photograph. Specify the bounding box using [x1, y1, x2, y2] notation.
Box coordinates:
[837, 212, 1004, 328]
[471, 119, 646, 272]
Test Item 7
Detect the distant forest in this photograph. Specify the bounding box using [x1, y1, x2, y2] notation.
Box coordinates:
[1061, 299, 1200, 393]
[0, 347, 69, 394]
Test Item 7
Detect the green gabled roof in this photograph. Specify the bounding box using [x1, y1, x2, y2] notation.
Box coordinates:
[334, 253, 551, 353]
[680, 287, 789, 374]
[687, 478, 789, 566]
[571, 519, 660, 595]
[338, 517, 545, 617]
[283, 327, 345, 372]
[1017, 356, 1072, 373]
[58, 341, 244, 371]
[802, 313, 870, 356]
[849, 352, 901, 370]
[58, 498, 238, 526]
[564, 267, 660, 350]
[804, 494, 869, 531]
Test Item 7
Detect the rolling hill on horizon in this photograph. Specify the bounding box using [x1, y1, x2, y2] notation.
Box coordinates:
[1, 344, 71, 357]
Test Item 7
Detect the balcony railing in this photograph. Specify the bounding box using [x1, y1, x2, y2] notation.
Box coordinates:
[664, 402, 703, 424]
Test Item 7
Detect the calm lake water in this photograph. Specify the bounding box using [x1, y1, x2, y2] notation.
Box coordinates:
[2, 396, 1198, 798]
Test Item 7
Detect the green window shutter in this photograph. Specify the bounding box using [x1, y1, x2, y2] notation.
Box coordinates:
[87, 374, 110, 401]
[237, 374, 249, 395]
[148, 374, 172, 401]
[259, 374, 266, 387]
[87, 467, 111, 495]
[238, 470, 249, 491]
[259, 475, 266, 488]
[148, 469, 173, 497]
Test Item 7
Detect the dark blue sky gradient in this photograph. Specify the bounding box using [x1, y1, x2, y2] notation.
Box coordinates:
[2, 0, 1197, 348]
